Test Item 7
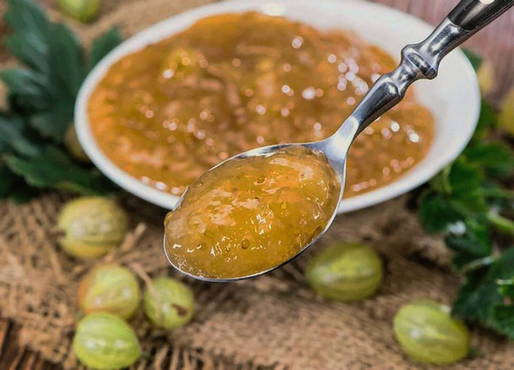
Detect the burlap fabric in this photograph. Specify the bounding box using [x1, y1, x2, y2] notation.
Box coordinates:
[1, 0, 513, 369]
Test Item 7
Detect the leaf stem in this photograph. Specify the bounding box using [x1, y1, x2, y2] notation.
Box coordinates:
[487, 210, 514, 236]
[483, 187, 514, 200]
[461, 255, 497, 274]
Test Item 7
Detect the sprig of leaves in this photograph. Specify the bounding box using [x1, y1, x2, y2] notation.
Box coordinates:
[0, 0, 123, 201]
[418, 51, 514, 338]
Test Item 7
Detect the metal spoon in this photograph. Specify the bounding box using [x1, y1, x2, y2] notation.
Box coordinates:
[165, 0, 513, 282]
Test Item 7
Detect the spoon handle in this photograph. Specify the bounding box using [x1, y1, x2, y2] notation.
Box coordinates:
[342, 0, 513, 137]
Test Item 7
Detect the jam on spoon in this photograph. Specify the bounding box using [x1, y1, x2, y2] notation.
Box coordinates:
[164, 146, 340, 280]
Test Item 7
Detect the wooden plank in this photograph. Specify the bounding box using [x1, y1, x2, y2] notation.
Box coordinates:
[0, 318, 10, 357]
[0, 318, 58, 370]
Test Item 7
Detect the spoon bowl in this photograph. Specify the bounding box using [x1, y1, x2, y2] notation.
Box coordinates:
[163, 139, 348, 283]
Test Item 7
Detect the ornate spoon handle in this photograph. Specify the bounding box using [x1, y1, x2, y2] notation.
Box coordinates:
[339, 0, 513, 137]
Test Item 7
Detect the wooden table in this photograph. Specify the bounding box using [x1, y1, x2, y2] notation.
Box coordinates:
[1, 0, 512, 368]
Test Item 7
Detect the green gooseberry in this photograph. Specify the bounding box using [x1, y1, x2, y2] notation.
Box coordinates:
[64, 124, 90, 163]
[498, 88, 514, 136]
[57, 196, 128, 259]
[393, 299, 470, 364]
[57, 0, 100, 23]
[73, 312, 141, 369]
[143, 277, 194, 329]
[305, 242, 383, 301]
[477, 60, 495, 95]
[78, 264, 140, 320]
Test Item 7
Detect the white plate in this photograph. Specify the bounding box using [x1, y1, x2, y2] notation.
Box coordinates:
[75, 0, 480, 213]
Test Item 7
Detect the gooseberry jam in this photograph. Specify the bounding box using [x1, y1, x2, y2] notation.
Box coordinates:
[164, 146, 340, 279]
[89, 12, 433, 198]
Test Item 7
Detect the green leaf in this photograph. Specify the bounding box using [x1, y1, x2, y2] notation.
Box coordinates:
[5, 146, 115, 195]
[5, 0, 87, 141]
[420, 159, 487, 233]
[450, 190, 488, 216]
[5, 0, 51, 75]
[446, 159, 487, 215]
[498, 278, 514, 298]
[448, 159, 483, 193]
[491, 305, 514, 339]
[47, 23, 86, 98]
[428, 165, 452, 193]
[473, 100, 497, 139]
[419, 192, 462, 233]
[0, 165, 16, 197]
[30, 98, 74, 140]
[0, 114, 40, 156]
[1, 0, 120, 202]
[454, 248, 514, 334]
[89, 27, 123, 69]
[464, 142, 514, 178]
[463, 48, 483, 71]
[453, 277, 500, 323]
[0, 164, 39, 202]
[445, 219, 492, 267]
[0, 68, 50, 110]
[488, 247, 514, 280]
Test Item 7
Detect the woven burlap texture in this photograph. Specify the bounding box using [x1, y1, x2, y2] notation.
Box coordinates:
[1, 0, 514, 369]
